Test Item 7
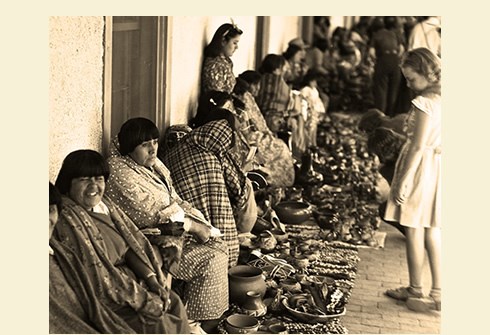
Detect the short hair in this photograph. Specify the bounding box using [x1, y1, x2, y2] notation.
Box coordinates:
[55, 150, 110, 195]
[301, 70, 322, 87]
[118, 117, 160, 156]
[383, 16, 398, 30]
[258, 54, 286, 74]
[233, 77, 250, 96]
[401, 48, 441, 83]
[204, 23, 243, 58]
[49, 182, 62, 214]
[282, 44, 303, 61]
[313, 37, 329, 52]
[238, 70, 262, 86]
[358, 109, 385, 133]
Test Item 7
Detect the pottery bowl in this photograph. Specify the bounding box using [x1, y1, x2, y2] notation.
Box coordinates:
[270, 228, 289, 243]
[273, 201, 312, 224]
[282, 298, 346, 324]
[225, 314, 260, 334]
[312, 208, 340, 230]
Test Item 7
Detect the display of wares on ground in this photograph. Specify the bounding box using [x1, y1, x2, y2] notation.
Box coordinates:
[234, 230, 359, 333]
[216, 303, 348, 334]
[287, 112, 385, 248]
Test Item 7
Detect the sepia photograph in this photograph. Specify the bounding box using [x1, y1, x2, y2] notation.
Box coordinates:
[47, 15, 446, 334]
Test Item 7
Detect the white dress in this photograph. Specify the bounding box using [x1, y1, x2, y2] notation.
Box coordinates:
[384, 94, 441, 228]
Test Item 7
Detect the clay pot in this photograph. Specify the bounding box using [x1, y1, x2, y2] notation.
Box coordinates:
[270, 228, 289, 243]
[225, 314, 260, 334]
[242, 291, 267, 317]
[228, 265, 267, 306]
[273, 201, 312, 224]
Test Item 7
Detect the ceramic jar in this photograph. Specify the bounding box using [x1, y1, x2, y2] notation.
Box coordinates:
[258, 231, 277, 253]
[242, 290, 267, 317]
[228, 265, 267, 306]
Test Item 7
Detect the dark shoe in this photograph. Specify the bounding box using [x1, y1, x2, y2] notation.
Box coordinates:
[385, 286, 423, 301]
[406, 295, 441, 312]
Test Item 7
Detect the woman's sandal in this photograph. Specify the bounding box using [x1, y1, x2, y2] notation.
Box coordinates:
[406, 295, 441, 312]
[385, 286, 423, 301]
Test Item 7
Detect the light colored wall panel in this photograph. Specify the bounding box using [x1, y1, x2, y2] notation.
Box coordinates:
[49, 16, 105, 182]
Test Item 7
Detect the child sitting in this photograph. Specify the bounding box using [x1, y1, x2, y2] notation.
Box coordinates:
[299, 70, 329, 148]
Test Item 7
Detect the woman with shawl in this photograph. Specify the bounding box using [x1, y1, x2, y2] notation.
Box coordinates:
[105, 118, 229, 329]
[52, 150, 190, 334]
[162, 118, 256, 267]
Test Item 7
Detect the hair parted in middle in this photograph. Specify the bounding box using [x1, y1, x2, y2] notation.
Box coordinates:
[204, 22, 243, 58]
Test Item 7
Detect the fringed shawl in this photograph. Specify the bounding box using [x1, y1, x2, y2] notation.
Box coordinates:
[53, 196, 167, 323]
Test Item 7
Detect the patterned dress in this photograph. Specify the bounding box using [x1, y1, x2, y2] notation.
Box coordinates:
[202, 55, 236, 94]
[384, 94, 441, 228]
[105, 139, 229, 321]
[162, 120, 249, 267]
[239, 91, 295, 187]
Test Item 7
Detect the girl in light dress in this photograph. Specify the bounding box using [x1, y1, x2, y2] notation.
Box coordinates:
[383, 47, 442, 313]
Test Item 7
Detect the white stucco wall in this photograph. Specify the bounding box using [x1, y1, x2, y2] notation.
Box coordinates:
[267, 16, 302, 54]
[49, 16, 105, 182]
[167, 16, 259, 126]
[48, 16, 302, 180]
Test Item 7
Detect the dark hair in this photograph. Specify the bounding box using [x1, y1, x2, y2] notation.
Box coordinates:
[118, 117, 160, 156]
[233, 77, 250, 96]
[258, 54, 286, 74]
[383, 16, 398, 30]
[313, 37, 329, 52]
[193, 90, 235, 129]
[301, 70, 322, 88]
[55, 150, 110, 195]
[204, 23, 243, 58]
[358, 108, 385, 133]
[49, 182, 62, 214]
[283, 44, 303, 61]
[238, 70, 261, 86]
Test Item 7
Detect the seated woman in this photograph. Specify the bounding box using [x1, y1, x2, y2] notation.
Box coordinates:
[105, 118, 229, 329]
[50, 182, 135, 334]
[282, 42, 308, 90]
[233, 70, 295, 188]
[162, 116, 257, 267]
[256, 53, 306, 159]
[53, 150, 190, 334]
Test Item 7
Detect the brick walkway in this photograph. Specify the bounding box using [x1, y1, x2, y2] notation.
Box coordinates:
[342, 222, 441, 334]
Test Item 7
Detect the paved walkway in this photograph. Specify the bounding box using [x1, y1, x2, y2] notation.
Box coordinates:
[342, 222, 441, 334]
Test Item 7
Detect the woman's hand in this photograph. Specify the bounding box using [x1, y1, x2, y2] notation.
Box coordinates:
[146, 276, 170, 311]
[158, 221, 185, 236]
[187, 218, 212, 244]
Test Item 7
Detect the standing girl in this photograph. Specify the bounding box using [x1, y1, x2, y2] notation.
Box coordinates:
[201, 22, 243, 95]
[383, 47, 442, 312]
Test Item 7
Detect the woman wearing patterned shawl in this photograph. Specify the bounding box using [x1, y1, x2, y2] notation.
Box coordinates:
[50, 182, 136, 334]
[256, 54, 306, 159]
[52, 150, 190, 334]
[105, 118, 229, 327]
[162, 118, 255, 268]
[201, 22, 243, 94]
[233, 70, 295, 187]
